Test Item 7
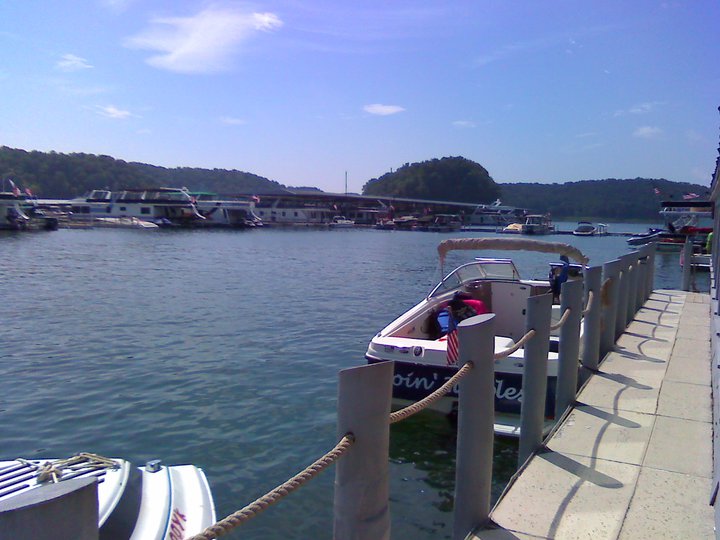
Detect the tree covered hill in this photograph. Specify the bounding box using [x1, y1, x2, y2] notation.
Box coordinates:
[0, 146, 711, 220]
[0, 146, 287, 198]
[499, 178, 711, 221]
[363, 156, 501, 203]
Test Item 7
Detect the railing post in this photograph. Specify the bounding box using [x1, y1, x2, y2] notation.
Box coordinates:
[600, 259, 622, 357]
[626, 252, 641, 321]
[635, 249, 648, 312]
[0, 478, 98, 540]
[581, 266, 603, 378]
[334, 362, 394, 540]
[554, 279, 583, 420]
[645, 243, 656, 299]
[518, 292, 553, 467]
[452, 313, 496, 540]
[615, 255, 633, 338]
[682, 238, 693, 291]
[619, 253, 638, 328]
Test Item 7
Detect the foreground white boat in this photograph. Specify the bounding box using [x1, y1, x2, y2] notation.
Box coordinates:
[0, 452, 215, 539]
[366, 237, 588, 436]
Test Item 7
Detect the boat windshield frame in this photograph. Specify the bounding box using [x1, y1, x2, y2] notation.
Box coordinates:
[428, 258, 521, 299]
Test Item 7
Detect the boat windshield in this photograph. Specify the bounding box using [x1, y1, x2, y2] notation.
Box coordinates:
[428, 259, 520, 299]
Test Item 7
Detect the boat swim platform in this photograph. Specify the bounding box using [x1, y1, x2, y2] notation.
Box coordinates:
[470, 289, 715, 539]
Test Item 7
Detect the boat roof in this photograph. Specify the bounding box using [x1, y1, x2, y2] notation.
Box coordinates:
[660, 200, 712, 208]
[437, 238, 589, 271]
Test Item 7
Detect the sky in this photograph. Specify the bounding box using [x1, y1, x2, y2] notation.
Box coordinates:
[2, 1, 719, 193]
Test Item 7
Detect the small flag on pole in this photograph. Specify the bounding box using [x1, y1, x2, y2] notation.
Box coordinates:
[446, 317, 459, 366]
[653, 187, 661, 195]
[683, 192, 699, 200]
[24, 187, 33, 197]
[8, 179, 20, 197]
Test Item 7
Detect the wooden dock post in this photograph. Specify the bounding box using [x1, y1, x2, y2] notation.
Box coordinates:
[554, 279, 583, 419]
[518, 292, 553, 467]
[645, 243, 656, 299]
[452, 313, 496, 540]
[334, 362, 394, 540]
[634, 249, 648, 312]
[581, 265, 603, 376]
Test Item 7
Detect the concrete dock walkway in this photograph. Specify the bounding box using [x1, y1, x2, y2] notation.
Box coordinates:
[472, 289, 715, 539]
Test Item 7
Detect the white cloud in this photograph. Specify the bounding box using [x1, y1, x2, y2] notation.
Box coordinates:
[125, 6, 282, 74]
[95, 105, 135, 119]
[614, 101, 663, 117]
[452, 120, 476, 128]
[220, 116, 246, 125]
[364, 104, 405, 116]
[633, 126, 662, 139]
[56, 54, 93, 72]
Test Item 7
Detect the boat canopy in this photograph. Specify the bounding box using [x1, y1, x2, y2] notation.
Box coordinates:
[437, 237, 589, 273]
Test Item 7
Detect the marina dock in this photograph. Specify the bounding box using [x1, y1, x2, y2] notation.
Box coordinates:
[472, 288, 715, 539]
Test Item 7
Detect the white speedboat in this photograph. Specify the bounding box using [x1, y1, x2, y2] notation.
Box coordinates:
[329, 215, 355, 228]
[573, 221, 607, 236]
[0, 452, 215, 539]
[365, 237, 588, 436]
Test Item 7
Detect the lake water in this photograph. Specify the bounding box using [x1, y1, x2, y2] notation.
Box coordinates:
[0, 222, 704, 539]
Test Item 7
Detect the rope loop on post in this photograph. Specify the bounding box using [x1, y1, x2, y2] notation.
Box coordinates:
[582, 290, 594, 316]
[549, 308, 571, 331]
[493, 328, 537, 360]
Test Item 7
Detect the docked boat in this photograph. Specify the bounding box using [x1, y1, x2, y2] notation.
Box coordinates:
[191, 193, 262, 228]
[70, 188, 205, 226]
[520, 214, 554, 235]
[573, 221, 607, 236]
[413, 214, 463, 232]
[365, 237, 589, 436]
[0, 192, 59, 231]
[501, 222, 523, 234]
[468, 200, 528, 227]
[329, 215, 355, 228]
[0, 452, 215, 539]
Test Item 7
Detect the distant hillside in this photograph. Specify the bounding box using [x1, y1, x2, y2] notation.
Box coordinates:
[363, 156, 501, 203]
[0, 146, 287, 198]
[499, 178, 711, 221]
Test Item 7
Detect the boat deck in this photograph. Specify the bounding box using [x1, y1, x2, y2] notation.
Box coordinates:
[471, 289, 714, 539]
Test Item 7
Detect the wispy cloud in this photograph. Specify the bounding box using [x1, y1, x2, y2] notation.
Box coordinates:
[364, 104, 405, 116]
[56, 54, 93, 72]
[614, 101, 663, 117]
[220, 116, 246, 125]
[633, 126, 662, 139]
[124, 6, 282, 74]
[95, 105, 136, 119]
[452, 120, 476, 128]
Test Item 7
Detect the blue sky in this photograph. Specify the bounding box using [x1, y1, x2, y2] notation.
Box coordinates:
[2, 1, 719, 193]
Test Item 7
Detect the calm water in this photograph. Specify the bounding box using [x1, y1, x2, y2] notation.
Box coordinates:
[0, 223, 703, 539]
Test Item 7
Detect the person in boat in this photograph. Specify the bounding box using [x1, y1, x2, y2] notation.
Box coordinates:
[433, 292, 489, 337]
[549, 255, 570, 302]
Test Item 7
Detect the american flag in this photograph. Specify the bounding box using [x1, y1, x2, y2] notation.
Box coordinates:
[446, 316, 459, 365]
[653, 187, 661, 195]
[683, 192, 699, 200]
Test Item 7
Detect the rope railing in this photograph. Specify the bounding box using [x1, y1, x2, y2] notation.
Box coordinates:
[389, 362, 474, 424]
[582, 290, 594, 316]
[189, 433, 355, 540]
[493, 328, 537, 360]
[549, 308, 571, 331]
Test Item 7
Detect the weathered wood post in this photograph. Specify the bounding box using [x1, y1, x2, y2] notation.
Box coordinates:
[554, 279, 583, 419]
[452, 313, 496, 540]
[334, 362, 394, 540]
[518, 292, 553, 467]
[619, 253, 638, 330]
[682, 238, 693, 291]
[600, 259, 622, 357]
[634, 249, 648, 312]
[626, 252, 641, 322]
[581, 266, 603, 378]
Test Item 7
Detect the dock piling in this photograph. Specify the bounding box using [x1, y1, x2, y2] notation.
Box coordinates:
[554, 279, 583, 419]
[452, 314, 497, 540]
[518, 292, 553, 466]
[581, 266, 603, 378]
[600, 259, 622, 357]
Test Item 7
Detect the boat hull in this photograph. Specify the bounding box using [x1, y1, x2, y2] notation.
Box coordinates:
[367, 357, 557, 420]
